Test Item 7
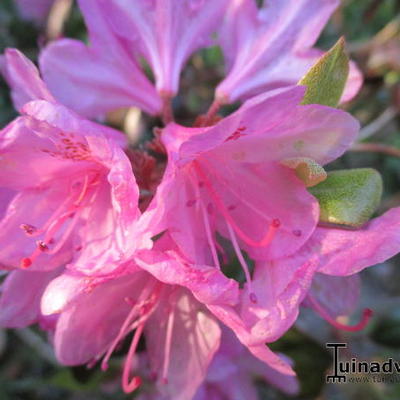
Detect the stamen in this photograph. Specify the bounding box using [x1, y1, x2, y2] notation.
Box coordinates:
[20, 224, 37, 235]
[215, 241, 228, 265]
[45, 210, 81, 254]
[194, 162, 279, 248]
[37, 241, 49, 252]
[200, 201, 221, 269]
[161, 307, 175, 384]
[122, 323, 145, 394]
[20, 257, 32, 269]
[101, 303, 142, 371]
[308, 296, 373, 332]
[101, 283, 162, 371]
[226, 222, 257, 304]
[73, 175, 90, 206]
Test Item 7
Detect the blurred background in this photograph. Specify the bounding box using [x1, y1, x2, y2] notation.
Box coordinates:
[0, 0, 400, 399]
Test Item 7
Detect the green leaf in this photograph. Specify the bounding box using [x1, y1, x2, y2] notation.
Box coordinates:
[309, 168, 383, 228]
[281, 157, 327, 187]
[299, 37, 349, 107]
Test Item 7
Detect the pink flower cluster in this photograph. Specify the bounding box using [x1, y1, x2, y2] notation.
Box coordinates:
[0, 1, 399, 399]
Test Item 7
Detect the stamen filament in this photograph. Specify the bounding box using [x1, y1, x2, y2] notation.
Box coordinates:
[227, 222, 257, 304]
[122, 323, 145, 394]
[200, 201, 221, 269]
[161, 307, 175, 384]
[194, 161, 279, 248]
[308, 295, 373, 332]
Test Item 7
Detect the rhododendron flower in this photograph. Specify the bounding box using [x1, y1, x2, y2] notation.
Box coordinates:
[193, 327, 299, 399]
[40, 0, 228, 117]
[0, 50, 147, 275]
[40, 0, 162, 118]
[15, 0, 54, 22]
[147, 86, 359, 292]
[216, 0, 362, 105]
[303, 273, 362, 328]
[138, 327, 299, 400]
[273, 207, 400, 331]
[41, 264, 225, 398]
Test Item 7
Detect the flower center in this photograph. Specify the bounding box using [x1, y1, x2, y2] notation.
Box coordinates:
[190, 161, 280, 303]
[19, 171, 101, 268]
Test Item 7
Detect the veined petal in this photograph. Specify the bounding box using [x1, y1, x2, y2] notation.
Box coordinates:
[1, 48, 54, 112]
[145, 289, 221, 400]
[103, 0, 229, 94]
[40, 39, 161, 117]
[54, 271, 150, 365]
[216, 0, 361, 104]
[0, 268, 60, 328]
[40, 0, 161, 117]
[304, 273, 360, 318]
[316, 207, 400, 275]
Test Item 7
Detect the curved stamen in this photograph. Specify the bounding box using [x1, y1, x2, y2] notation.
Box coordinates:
[19, 174, 97, 268]
[101, 303, 141, 371]
[194, 162, 279, 248]
[308, 295, 373, 332]
[227, 222, 257, 304]
[101, 283, 162, 372]
[122, 323, 145, 394]
[200, 201, 220, 269]
[161, 307, 176, 384]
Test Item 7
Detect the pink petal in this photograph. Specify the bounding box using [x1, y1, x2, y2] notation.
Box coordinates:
[304, 273, 360, 318]
[40, 40, 161, 117]
[102, 0, 229, 94]
[239, 258, 317, 342]
[0, 268, 59, 327]
[0, 189, 74, 271]
[207, 303, 295, 376]
[181, 87, 360, 166]
[54, 272, 150, 365]
[341, 60, 363, 103]
[22, 100, 126, 147]
[315, 207, 400, 275]
[195, 159, 319, 260]
[217, 0, 341, 102]
[40, 0, 161, 117]
[135, 245, 239, 306]
[1, 48, 54, 112]
[145, 289, 221, 400]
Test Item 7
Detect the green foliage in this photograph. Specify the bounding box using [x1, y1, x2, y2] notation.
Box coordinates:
[299, 37, 349, 107]
[309, 168, 383, 228]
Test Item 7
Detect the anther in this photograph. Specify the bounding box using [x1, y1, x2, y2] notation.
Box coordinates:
[272, 218, 281, 228]
[37, 241, 49, 252]
[249, 292, 258, 304]
[20, 224, 37, 235]
[20, 257, 32, 269]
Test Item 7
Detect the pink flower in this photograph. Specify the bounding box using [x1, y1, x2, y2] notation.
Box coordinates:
[137, 326, 299, 400]
[15, 0, 54, 22]
[41, 265, 223, 398]
[39, 0, 162, 118]
[216, 0, 362, 105]
[0, 268, 60, 328]
[273, 207, 400, 330]
[147, 86, 359, 293]
[93, 0, 229, 96]
[0, 49, 147, 275]
[40, 0, 228, 117]
[193, 327, 299, 400]
[131, 233, 299, 380]
[1, 48, 55, 112]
